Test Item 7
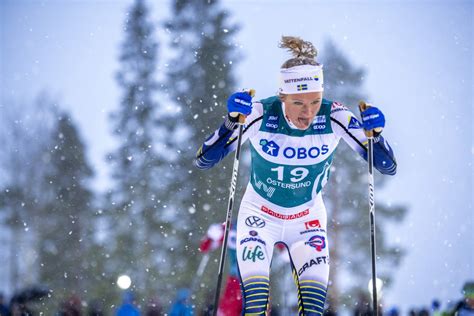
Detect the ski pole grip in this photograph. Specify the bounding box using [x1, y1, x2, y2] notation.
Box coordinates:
[238, 89, 256, 124]
[359, 101, 374, 138]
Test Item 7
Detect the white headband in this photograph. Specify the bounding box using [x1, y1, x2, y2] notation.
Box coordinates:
[279, 64, 324, 94]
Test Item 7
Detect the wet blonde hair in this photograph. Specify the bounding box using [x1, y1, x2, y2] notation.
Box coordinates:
[279, 36, 319, 69]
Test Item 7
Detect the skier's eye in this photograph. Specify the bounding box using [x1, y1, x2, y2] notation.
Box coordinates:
[293, 101, 304, 106]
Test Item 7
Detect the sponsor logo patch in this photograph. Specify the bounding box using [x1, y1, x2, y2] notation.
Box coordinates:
[242, 245, 265, 262]
[259, 139, 280, 157]
[313, 115, 326, 124]
[261, 205, 309, 220]
[298, 256, 329, 276]
[300, 228, 326, 235]
[304, 219, 321, 230]
[245, 216, 265, 228]
[312, 115, 326, 130]
[265, 114, 279, 130]
[249, 230, 258, 236]
[284, 76, 317, 83]
[348, 116, 362, 129]
[240, 237, 266, 246]
[305, 235, 326, 252]
[259, 139, 329, 160]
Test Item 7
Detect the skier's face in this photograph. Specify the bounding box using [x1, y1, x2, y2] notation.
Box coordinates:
[282, 92, 323, 129]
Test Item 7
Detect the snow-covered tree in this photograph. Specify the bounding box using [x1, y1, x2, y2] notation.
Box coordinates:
[0, 95, 97, 306]
[165, 0, 241, 298]
[38, 112, 94, 296]
[0, 95, 58, 290]
[107, 0, 181, 296]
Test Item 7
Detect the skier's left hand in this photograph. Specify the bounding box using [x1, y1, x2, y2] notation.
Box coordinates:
[361, 106, 385, 133]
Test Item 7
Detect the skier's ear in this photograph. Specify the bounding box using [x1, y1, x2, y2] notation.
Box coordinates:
[279, 93, 287, 102]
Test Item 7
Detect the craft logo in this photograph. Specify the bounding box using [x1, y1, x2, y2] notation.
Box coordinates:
[298, 256, 329, 276]
[305, 235, 326, 252]
[297, 84, 308, 91]
[259, 139, 280, 157]
[304, 219, 321, 230]
[245, 216, 265, 228]
[242, 245, 265, 262]
[348, 116, 362, 129]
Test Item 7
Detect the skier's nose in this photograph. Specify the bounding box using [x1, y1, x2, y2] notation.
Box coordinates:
[301, 104, 310, 115]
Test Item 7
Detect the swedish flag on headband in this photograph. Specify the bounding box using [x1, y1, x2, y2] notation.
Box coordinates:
[297, 84, 308, 91]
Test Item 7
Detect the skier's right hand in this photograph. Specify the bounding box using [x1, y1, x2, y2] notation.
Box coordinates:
[227, 92, 253, 117]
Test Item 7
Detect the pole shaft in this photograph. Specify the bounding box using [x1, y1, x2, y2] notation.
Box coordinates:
[212, 124, 244, 316]
[368, 137, 378, 315]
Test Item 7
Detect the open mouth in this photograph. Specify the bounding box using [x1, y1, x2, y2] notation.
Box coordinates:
[297, 117, 310, 127]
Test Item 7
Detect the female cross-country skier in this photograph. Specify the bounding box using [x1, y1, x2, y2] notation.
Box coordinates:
[195, 36, 397, 315]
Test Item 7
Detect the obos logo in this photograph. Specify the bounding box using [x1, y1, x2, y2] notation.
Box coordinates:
[282, 145, 329, 159]
[260, 139, 329, 159]
[259, 139, 280, 157]
[305, 235, 326, 252]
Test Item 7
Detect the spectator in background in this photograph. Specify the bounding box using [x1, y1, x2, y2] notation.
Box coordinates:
[169, 289, 193, 316]
[58, 295, 82, 316]
[144, 296, 162, 316]
[432, 299, 442, 316]
[387, 306, 400, 316]
[116, 292, 140, 316]
[418, 308, 430, 316]
[353, 292, 371, 316]
[452, 281, 474, 316]
[0, 293, 9, 316]
[87, 299, 104, 316]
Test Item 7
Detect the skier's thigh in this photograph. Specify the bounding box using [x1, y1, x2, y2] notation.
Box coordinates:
[287, 224, 329, 315]
[236, 208, 275, 279]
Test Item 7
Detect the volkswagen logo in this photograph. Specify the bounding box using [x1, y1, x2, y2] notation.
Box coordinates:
[245, 216, 265, 228]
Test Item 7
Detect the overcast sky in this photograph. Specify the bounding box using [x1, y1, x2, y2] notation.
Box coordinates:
[1, 0, 473, 313]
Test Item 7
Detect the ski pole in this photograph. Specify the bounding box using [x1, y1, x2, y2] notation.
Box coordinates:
[359, 101, 379, 316]
[212, 89, 255, 316]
